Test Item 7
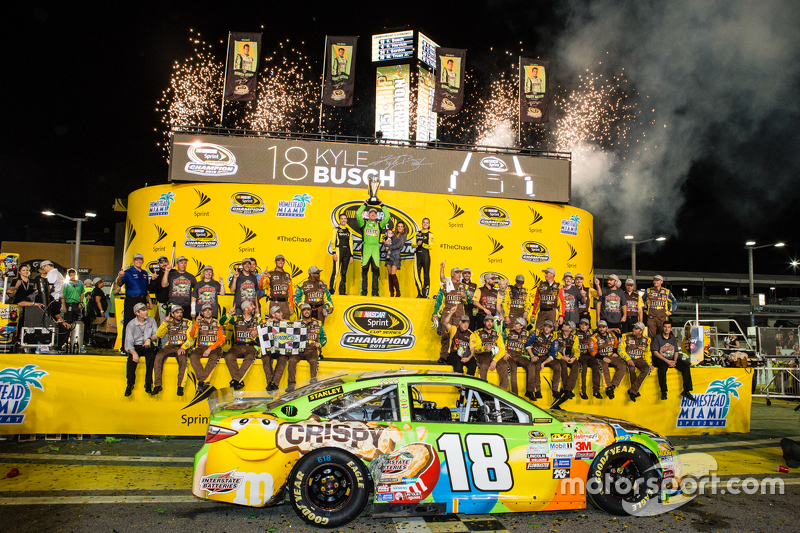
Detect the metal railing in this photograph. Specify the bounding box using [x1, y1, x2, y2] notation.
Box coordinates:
[175, 127, 573, 160]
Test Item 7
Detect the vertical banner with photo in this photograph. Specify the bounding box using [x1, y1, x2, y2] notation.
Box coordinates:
[432, 48, 466, 115]
[416, 66, 437, 142]
[322, 36, 358, 107]
[375, 64, 411, 140]
[224, 32, 262, 102]
[519, 57, 550, 123]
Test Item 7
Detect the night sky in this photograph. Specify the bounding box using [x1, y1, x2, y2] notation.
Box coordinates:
[3, 1, 799, 279]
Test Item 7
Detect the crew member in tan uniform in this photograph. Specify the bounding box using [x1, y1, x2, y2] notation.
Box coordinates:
[261, 254, 294, 319]
[470, 315, 508, 389]
[588, 320, 627, 399]
[188, 303, 225, 392]
[576, 318, 601, 399]
[294, 266, 333, 322]
[524, 319, 561, 400]
[434, 263, 469, 362]
[221, 301, 259, 390]
[619, 322, 653, 402]
[504, 317, 536, 400]
[262, 305, 285, 391]
[441, 308, 477, 375]
[152, 305, 195, 396]
[555, 321, 581, 402]
[531, 267, 565, 330]
[287, 303, 326, 387]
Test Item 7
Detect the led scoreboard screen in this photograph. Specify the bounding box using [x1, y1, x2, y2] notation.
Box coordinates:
[417, 33, 439, 69]
[372, 30, 414, 62]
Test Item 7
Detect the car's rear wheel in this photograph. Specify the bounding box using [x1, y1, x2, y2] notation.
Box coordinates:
[587, 444, 661, 516]
[289, 447, 370, 528]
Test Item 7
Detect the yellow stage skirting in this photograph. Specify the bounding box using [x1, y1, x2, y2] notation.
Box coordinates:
[0, 355, 751, 437]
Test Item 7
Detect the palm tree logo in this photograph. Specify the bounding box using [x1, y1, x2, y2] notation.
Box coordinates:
[158, 192, 176, 204]
[0, 364, 49, 423]
[291, 193, 313, 214]
[705, 377, 742, 419]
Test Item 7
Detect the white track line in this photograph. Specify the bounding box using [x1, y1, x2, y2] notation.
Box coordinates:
[0, 495, 199, 505]
[683, 436, 800, 451]
[0, 454, 193, 463]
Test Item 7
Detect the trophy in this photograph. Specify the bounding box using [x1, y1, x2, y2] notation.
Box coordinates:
[366, 174, 382, 206]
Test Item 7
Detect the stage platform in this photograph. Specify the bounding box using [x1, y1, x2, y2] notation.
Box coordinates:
[0, 354, 752, 438]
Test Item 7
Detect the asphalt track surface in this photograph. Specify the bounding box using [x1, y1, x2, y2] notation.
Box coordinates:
[1, 398, 799, 532]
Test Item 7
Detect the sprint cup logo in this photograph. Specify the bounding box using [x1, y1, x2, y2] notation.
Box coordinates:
[440, 98, 456, 111]
[479, 271, 509, 284]
[340, 303, 415, 352]
[480, 157, 508, 172]
[478, 206, 512, 227]
[332, 89, 346, 101]
[230, 192, 266, 215]
[184, 226, 219, 249]
[227, 262, 263, 276]
[330, 202, 418, 262]
[521, 241, 550, 262]
[185, 143, 238, 177]
[527, 107, 543, 118]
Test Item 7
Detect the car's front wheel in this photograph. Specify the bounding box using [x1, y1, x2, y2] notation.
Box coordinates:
[587, 443, 661, 516]
[289, 447, 371, 528]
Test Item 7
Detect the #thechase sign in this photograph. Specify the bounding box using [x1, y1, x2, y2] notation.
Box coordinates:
[169, 133, 570, 203]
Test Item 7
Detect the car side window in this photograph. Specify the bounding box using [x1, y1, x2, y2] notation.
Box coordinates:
[409, 384, 529, 424]
[311, 385, 399, 421]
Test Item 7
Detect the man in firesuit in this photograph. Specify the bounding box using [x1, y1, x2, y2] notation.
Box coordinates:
[188, 303, 225, 393]
[433, 263, 470, 363]
[644, 274, 678, 337]
[356, 202, 390, 296]
[524, 319, 561, 400]
[221, 301, 259, 391]
[576, 318, 601, 399]
[531, 267, 565, 330]
[471, 315, 508, 389]
[441, 307, 477, 375]
[619, 321, 654, 402]
[288, 303, 326, 388]
[294, 266, 333, 323]
[329, 213, 353, 295]
[588, 320, 627, 399]
[260, 254, 294, 319]
[504, 317, 536, 400]
[555, 321, 581, 402]
[152, 305, 194, 396]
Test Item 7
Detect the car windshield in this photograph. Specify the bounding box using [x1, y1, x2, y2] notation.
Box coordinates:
[208, 370, 348, 415]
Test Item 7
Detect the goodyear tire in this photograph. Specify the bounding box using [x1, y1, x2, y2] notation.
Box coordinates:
[587, 443, 661, 516]
[289, 447, 371, 528]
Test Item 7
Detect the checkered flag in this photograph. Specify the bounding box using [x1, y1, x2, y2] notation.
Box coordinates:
[258, 321, 308, 355]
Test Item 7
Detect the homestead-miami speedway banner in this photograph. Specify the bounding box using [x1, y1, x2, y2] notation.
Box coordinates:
[0, 356, 752, 436]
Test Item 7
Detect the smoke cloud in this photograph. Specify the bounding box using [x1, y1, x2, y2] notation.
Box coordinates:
[552, 0, 800, 246]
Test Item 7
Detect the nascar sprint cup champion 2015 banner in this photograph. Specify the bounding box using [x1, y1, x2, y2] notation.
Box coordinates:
[224, 32, 262, 102]
[168, 133, 571, 203]
[323, 36, 358, 107]
[432, 47, 466, 115]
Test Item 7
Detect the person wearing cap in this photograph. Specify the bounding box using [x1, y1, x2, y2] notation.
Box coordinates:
[192, 265, 225, 319]
[413, 217, 433, 298]
[619, 322, 654, 402]
[433, 261, 470, 362]
[644, 275, 678, 337]
[260, 255, 294, 319]
[287, 303, 327, 387]
[473, 274, 500, 328]
[504, 316, 536, 400]
[123, 302, 159, 396]
[161, 255, 196, 318]
[576, 318, 602, 399]
[588, 320, 627, 399]
[531, 267, 566, 331]
[152, 305, 195, 396]
[187, 303, 226, 393]
[250, 258, 265, 299]
[595, 274, 627, 336]
[562, 272, 584, 327]
[524, 319, 561, 400]
[384, 221, 408, 297]
[470, 314, 509, 389]
[554, 321, 581, 403]
[461, 268, 479, 331]
[220, 301, 259, 391]
[496, 278, 510, 327]
[504, 274, 532, 329]
[230, 258, 260, 316]
[575, 273, 597, 325]
[650, 320, 695, 401]
[294, 266, 333, 323]
[440, 307, 477, 376]
[329, 213, 354, 295]
[62, 268, 85, 325]
[117, 254, 152, 351]
[355, 202, 391, 297]
[148, 255, 172, 326]
[262, 305, 286, 391]
[622, 279, 644, 334]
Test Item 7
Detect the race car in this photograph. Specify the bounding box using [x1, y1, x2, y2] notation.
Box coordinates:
[192, 369, 681, 528]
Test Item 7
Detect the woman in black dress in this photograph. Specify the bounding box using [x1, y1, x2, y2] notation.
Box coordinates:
[384, 221, 407, 297]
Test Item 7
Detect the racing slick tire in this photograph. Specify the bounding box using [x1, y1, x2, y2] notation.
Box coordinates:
[587, 443, 661, 516]
[289, 447, 371, 528]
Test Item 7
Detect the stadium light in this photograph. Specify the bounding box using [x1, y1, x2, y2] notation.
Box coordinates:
[625, 236, 668, 286]
[745, 241, 787, 326]
[41, 210, 96, 272]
